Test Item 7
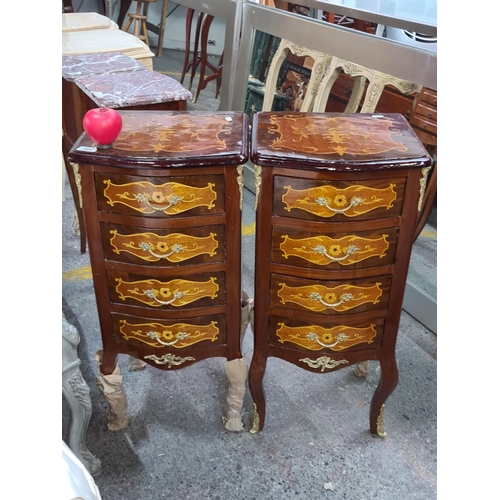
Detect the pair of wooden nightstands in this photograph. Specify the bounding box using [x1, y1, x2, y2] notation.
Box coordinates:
[68, 110, 432, 437]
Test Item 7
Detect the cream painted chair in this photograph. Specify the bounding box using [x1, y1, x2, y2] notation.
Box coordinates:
[261, 38, 332, 112]
[312, 57, 422, 113]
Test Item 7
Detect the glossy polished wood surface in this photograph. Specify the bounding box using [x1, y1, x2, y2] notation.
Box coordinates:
[249, 111, 431, 437]
[251, 112, 431, 170]
[68, 111, 248, 377]
[70, 111, 249, 167]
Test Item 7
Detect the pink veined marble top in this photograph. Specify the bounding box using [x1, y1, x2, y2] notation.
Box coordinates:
[62, 52, 147, 82]
[75, 70, 193, 107]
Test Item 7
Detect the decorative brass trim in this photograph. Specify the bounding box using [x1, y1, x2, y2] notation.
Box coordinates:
[70, 162, 83, 209]
[299, 356, 349, 372]
[418, 166, 432, 212]
[376, 404, 387, 438]
[237, 165, 244, 210]
[249, 403, 260, 434]
[253, 164, 262, 211]
[143, 353, 195, 368]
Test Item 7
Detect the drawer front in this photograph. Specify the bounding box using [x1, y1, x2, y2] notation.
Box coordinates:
[410, 115, 437, 136]
[414, 102, 437, 123]
[270, 274, 391, 315]
[420, 88, 437, 108]
[112, 313, 226, 349]
[274, 176, 405, 222]
[101, 222, 225, 266]
[269, 316, 384, 353]
[272, 227, 399, 270]
[95, 172, 225, 217]
[108, 271, 226, 308]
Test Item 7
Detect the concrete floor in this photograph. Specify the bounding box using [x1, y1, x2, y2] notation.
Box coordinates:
[62, 47, 437, 499]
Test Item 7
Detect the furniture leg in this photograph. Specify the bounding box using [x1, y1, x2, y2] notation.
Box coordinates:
[156, 0, 169, 58]
[180, 8, 196, 85]
[369, 356, 398, 437]
[95, 350, 129, 431]
[62, 316, 101, 476]
[189, 12, 203, 91]
[224, 357, 248, 432]
[248, 353, 267, 433]
[414, 162, 437, 242]
[63, 134, 86, 253]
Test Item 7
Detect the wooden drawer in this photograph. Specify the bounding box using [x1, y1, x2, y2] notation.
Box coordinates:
[270, 274, 392, 315]
[420, 88, 437, 108]
[272, 226, 399, 271]
[112, 313, 226, 350]
[410, 115, 437, 136]
[101, 222, 225, 266]
[414, 102, 437, 122]
[273, 176, 406, 222]
[268, 315, 385, 353]
[108, 270, 226, 309]
[94, 172, 225, 217]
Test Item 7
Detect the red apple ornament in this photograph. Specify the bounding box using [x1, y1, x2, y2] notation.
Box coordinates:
[82, 108, 123, 149]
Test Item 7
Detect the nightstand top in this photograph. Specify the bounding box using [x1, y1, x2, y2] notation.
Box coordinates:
[251, 112, 432, 171]
[68, 111, 249, 168]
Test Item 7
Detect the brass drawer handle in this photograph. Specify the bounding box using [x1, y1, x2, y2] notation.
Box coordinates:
[315, 196, 363, 214]
[135, 193, 183, 212]
[313, 244, 359, 262]
[306, 332, 348, 349]
[309, 292, 353, 308]
[144, 289, 184, 305]
[139, 242, 184, 259]
[146, 331, 189, 346]
[299, 356, 349, 372]
[144, 353, 195, 368]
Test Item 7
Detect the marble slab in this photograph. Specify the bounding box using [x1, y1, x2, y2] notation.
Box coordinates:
[62, 13, 118, 32]
[62, 52, 147, 82]
[76, 71, 193, 108]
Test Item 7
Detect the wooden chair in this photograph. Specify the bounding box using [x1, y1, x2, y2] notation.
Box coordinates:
[312, 57, 422, 113]
[261, 38, 332, 112]
[180, 8, 204, 91]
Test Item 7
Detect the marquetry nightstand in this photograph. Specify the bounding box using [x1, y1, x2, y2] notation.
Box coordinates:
[68, 110, 249, 429]
[248, 112, 432, 437]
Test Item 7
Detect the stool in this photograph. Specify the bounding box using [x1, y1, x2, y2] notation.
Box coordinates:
[180, 10, 223, 103]
[123, 0, 157, 47]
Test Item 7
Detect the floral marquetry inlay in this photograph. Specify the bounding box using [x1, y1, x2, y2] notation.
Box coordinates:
[267, 114, 408, 157]
[277, 282, 382, 312]
[109, 230, 218, 263]
[281, 184, 397, 218]
[279, 234, 389, 266]
[112, 113, 232, 154]
[102, 179, 217, 215]
[276, 322, 377, 351]
[119, 319, 219, 348]
[114, 277, 219, 307]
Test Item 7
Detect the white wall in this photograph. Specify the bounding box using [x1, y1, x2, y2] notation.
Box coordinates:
[71, 0, 225, 56]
